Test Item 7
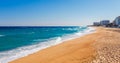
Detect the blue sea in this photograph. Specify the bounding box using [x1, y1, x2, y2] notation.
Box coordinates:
[0, 26, 95, 63]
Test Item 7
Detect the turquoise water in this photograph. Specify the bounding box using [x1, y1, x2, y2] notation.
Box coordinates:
[0, 26, 94, 63]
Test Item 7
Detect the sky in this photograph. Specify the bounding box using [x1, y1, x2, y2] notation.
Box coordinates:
[0, 0, 120, 26]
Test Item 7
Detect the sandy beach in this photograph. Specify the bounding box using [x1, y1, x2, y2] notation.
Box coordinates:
[10, 27, 120, 63]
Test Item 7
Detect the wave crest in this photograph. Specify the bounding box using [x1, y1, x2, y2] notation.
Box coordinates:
[0, 35, 5, 37]
[0, 27, 95, 63]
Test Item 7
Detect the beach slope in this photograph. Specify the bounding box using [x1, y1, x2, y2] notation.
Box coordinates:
[10, 27, 120, 63]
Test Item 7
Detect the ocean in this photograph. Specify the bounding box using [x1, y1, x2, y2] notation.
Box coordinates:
[0, 26, 95, 63]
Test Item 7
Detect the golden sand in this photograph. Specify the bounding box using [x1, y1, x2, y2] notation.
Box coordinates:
[10, 27, 120, 63]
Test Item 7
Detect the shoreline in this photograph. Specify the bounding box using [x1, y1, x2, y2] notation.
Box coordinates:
[9, 27, 120, 63]
[1, 27, 95, 63]
[9, 27, 97, 63]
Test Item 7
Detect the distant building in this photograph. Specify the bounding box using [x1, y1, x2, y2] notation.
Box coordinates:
[93, 22, 100, 26]
[100, 20, 110, 26]
[114, 16, 120, 26]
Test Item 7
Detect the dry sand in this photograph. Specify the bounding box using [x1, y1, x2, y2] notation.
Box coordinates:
[10, 27, 120, 63]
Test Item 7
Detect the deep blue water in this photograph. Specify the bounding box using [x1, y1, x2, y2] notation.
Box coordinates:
[0, 26, 86, 52]
[0, 26, 93, 63]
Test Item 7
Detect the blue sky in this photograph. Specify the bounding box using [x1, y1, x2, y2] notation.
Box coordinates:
[0, 0, 120, 26]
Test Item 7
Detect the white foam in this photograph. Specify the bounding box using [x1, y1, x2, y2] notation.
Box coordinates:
[0, 27, 96, 63]
[0, 37, 63, 63]
[61, 27, 96, 41]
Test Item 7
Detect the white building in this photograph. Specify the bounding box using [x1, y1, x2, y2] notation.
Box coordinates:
[93, 22, 100, 26]
[100, 20, 110, 26]
[114, 16, 120, 26]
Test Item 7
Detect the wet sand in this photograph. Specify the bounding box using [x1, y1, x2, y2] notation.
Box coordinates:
[10, 27, 120, 63]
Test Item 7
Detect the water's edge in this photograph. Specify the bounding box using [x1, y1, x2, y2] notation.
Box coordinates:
[0, 27, 96, 63]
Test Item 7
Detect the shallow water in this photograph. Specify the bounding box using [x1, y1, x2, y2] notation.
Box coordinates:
[0, 26, 95, 63]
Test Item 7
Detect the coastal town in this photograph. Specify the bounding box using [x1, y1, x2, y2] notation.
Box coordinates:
[93, 16, 120, 28]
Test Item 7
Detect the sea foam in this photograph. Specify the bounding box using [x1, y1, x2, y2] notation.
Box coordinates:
[0, 27, 95, 63]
